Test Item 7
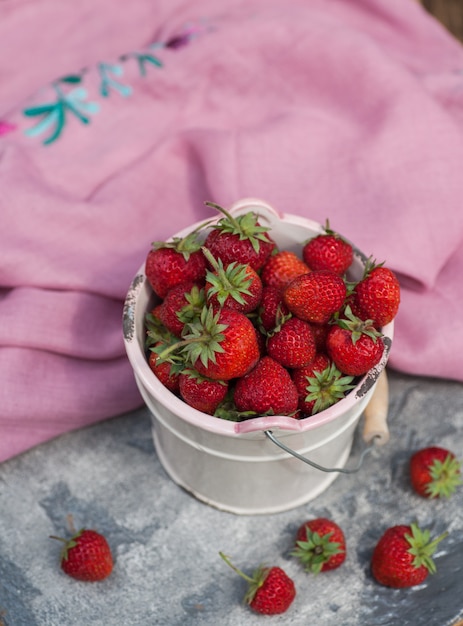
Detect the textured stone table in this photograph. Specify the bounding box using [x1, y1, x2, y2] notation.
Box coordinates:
[1, 370, 462, 626]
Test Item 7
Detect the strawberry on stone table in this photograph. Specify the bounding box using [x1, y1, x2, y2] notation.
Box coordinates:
[291, 517, 346, 573]
[145, 229, 207, 299]
[219, 552, 296, 615]
[50, 528, 114, 582]
[371, 523, 448, 588]
[302, 220, 353, 275]
[410, 446, 462, 499]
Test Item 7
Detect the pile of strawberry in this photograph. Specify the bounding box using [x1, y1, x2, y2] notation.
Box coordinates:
[220, 444, 462, 615]
[144, 202, 400, 420]
[47, 446, 461, 599]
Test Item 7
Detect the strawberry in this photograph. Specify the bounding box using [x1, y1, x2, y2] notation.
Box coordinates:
[371, 523, 448, 588]
[234, 356, 299, 416]
[145, 230, 207, 299]
[219, 552, 296, 615]
[155, 305, 260, 381]
[158, 282, 205, 337]
[257, 285, 291, 334]
[309, 322, 330, 352]
[410, 446, 462, 499]
[266, 316, 316, 368]
[50, 528, 113, 582]
[203, 203, 276, 271]
[302, 220, 353, 275]
[261, 250, 310, 291]
[283, 270, 346, 324]
[202, 247, 263, 314]
[292, 358, 355, 416]
[351, 260, 400, 327]
[179, 369, 228, 415]
[326, 306, 384, 376]
[291, 517, 346, 573]
[148, 348, 181, 393]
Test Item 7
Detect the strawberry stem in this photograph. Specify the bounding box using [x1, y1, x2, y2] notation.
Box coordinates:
[205, 201, 241, 230]
[219, 552, 255, 584]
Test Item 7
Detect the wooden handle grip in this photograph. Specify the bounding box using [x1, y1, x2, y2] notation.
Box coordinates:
[363, 369, 390, 445]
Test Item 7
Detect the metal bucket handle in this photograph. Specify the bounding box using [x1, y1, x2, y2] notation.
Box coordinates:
[264, 430, 381, 474]
[265, 370, 390, 475]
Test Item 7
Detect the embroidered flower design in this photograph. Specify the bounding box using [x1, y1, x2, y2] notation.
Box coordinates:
[0, 121, 16, 136]
[20, 20, 212, 146]
[98, 63, 132, 98]
[24, 77, 100, 145]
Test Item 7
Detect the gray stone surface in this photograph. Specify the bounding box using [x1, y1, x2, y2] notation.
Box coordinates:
[0, 370, 462, 626]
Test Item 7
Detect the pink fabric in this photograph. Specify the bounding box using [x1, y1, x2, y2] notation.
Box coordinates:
[1, 0, 463, 462]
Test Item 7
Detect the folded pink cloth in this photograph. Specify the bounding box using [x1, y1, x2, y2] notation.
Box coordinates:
[1, 0, 463, 462]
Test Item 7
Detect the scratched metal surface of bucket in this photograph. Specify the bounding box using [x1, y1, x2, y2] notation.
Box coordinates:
[123, 198, 394, 515]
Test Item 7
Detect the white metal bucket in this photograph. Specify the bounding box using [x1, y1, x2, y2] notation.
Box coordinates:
[123, 199, 393, 515]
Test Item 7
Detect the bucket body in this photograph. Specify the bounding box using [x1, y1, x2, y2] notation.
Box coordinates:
[123, 198, 393, 514]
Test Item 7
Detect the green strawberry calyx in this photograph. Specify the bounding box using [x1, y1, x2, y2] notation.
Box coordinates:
[334, 305, 382, 345]
[425, 454, 463, 498]
[291, 528, 344, 574]
[219, 552, 269, 605]
[50, 528, 86, 562]
[405, 523, 448, 574]
[304, 362, 355, 415]
[152, 305, 226, 368]
[202, 246, 253, 307]
[321, 218, 347, 241]
[145, 312, 175, 347]
[151, 220, 211, 261]
[360, 256, 385, 280]
[205, 201, 272, 254]
[176, 285, 207, 326]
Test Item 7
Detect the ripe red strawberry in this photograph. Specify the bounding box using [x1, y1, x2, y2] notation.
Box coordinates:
[292, 517, 346, 573]
[283, 270, 346, 324]
[158, 282, 205, 337]
[50, 528, 113, 582]
[309, 322, 330, 352]
[219, 552, 296, 615]
[266, 317, 316, 368]
[261, 250, 310, 291]
[145, 231, 207, 299]
[302, 221, 353, 275]
[371, 523, 448, 588]
[410, 446, 462, 499]
[234, 356, 299, 416]
[202, 247, 263, 313]
[326, 306, 384, 376]
[352, 260, 400, 327]
[155, 306, 260, 381]
[179, 369, 228, 415]
[257, 285, 291, 333]
[203, 203, 276, 271]
[292, 358, 354, 416]
[148, 348, 181, 393]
